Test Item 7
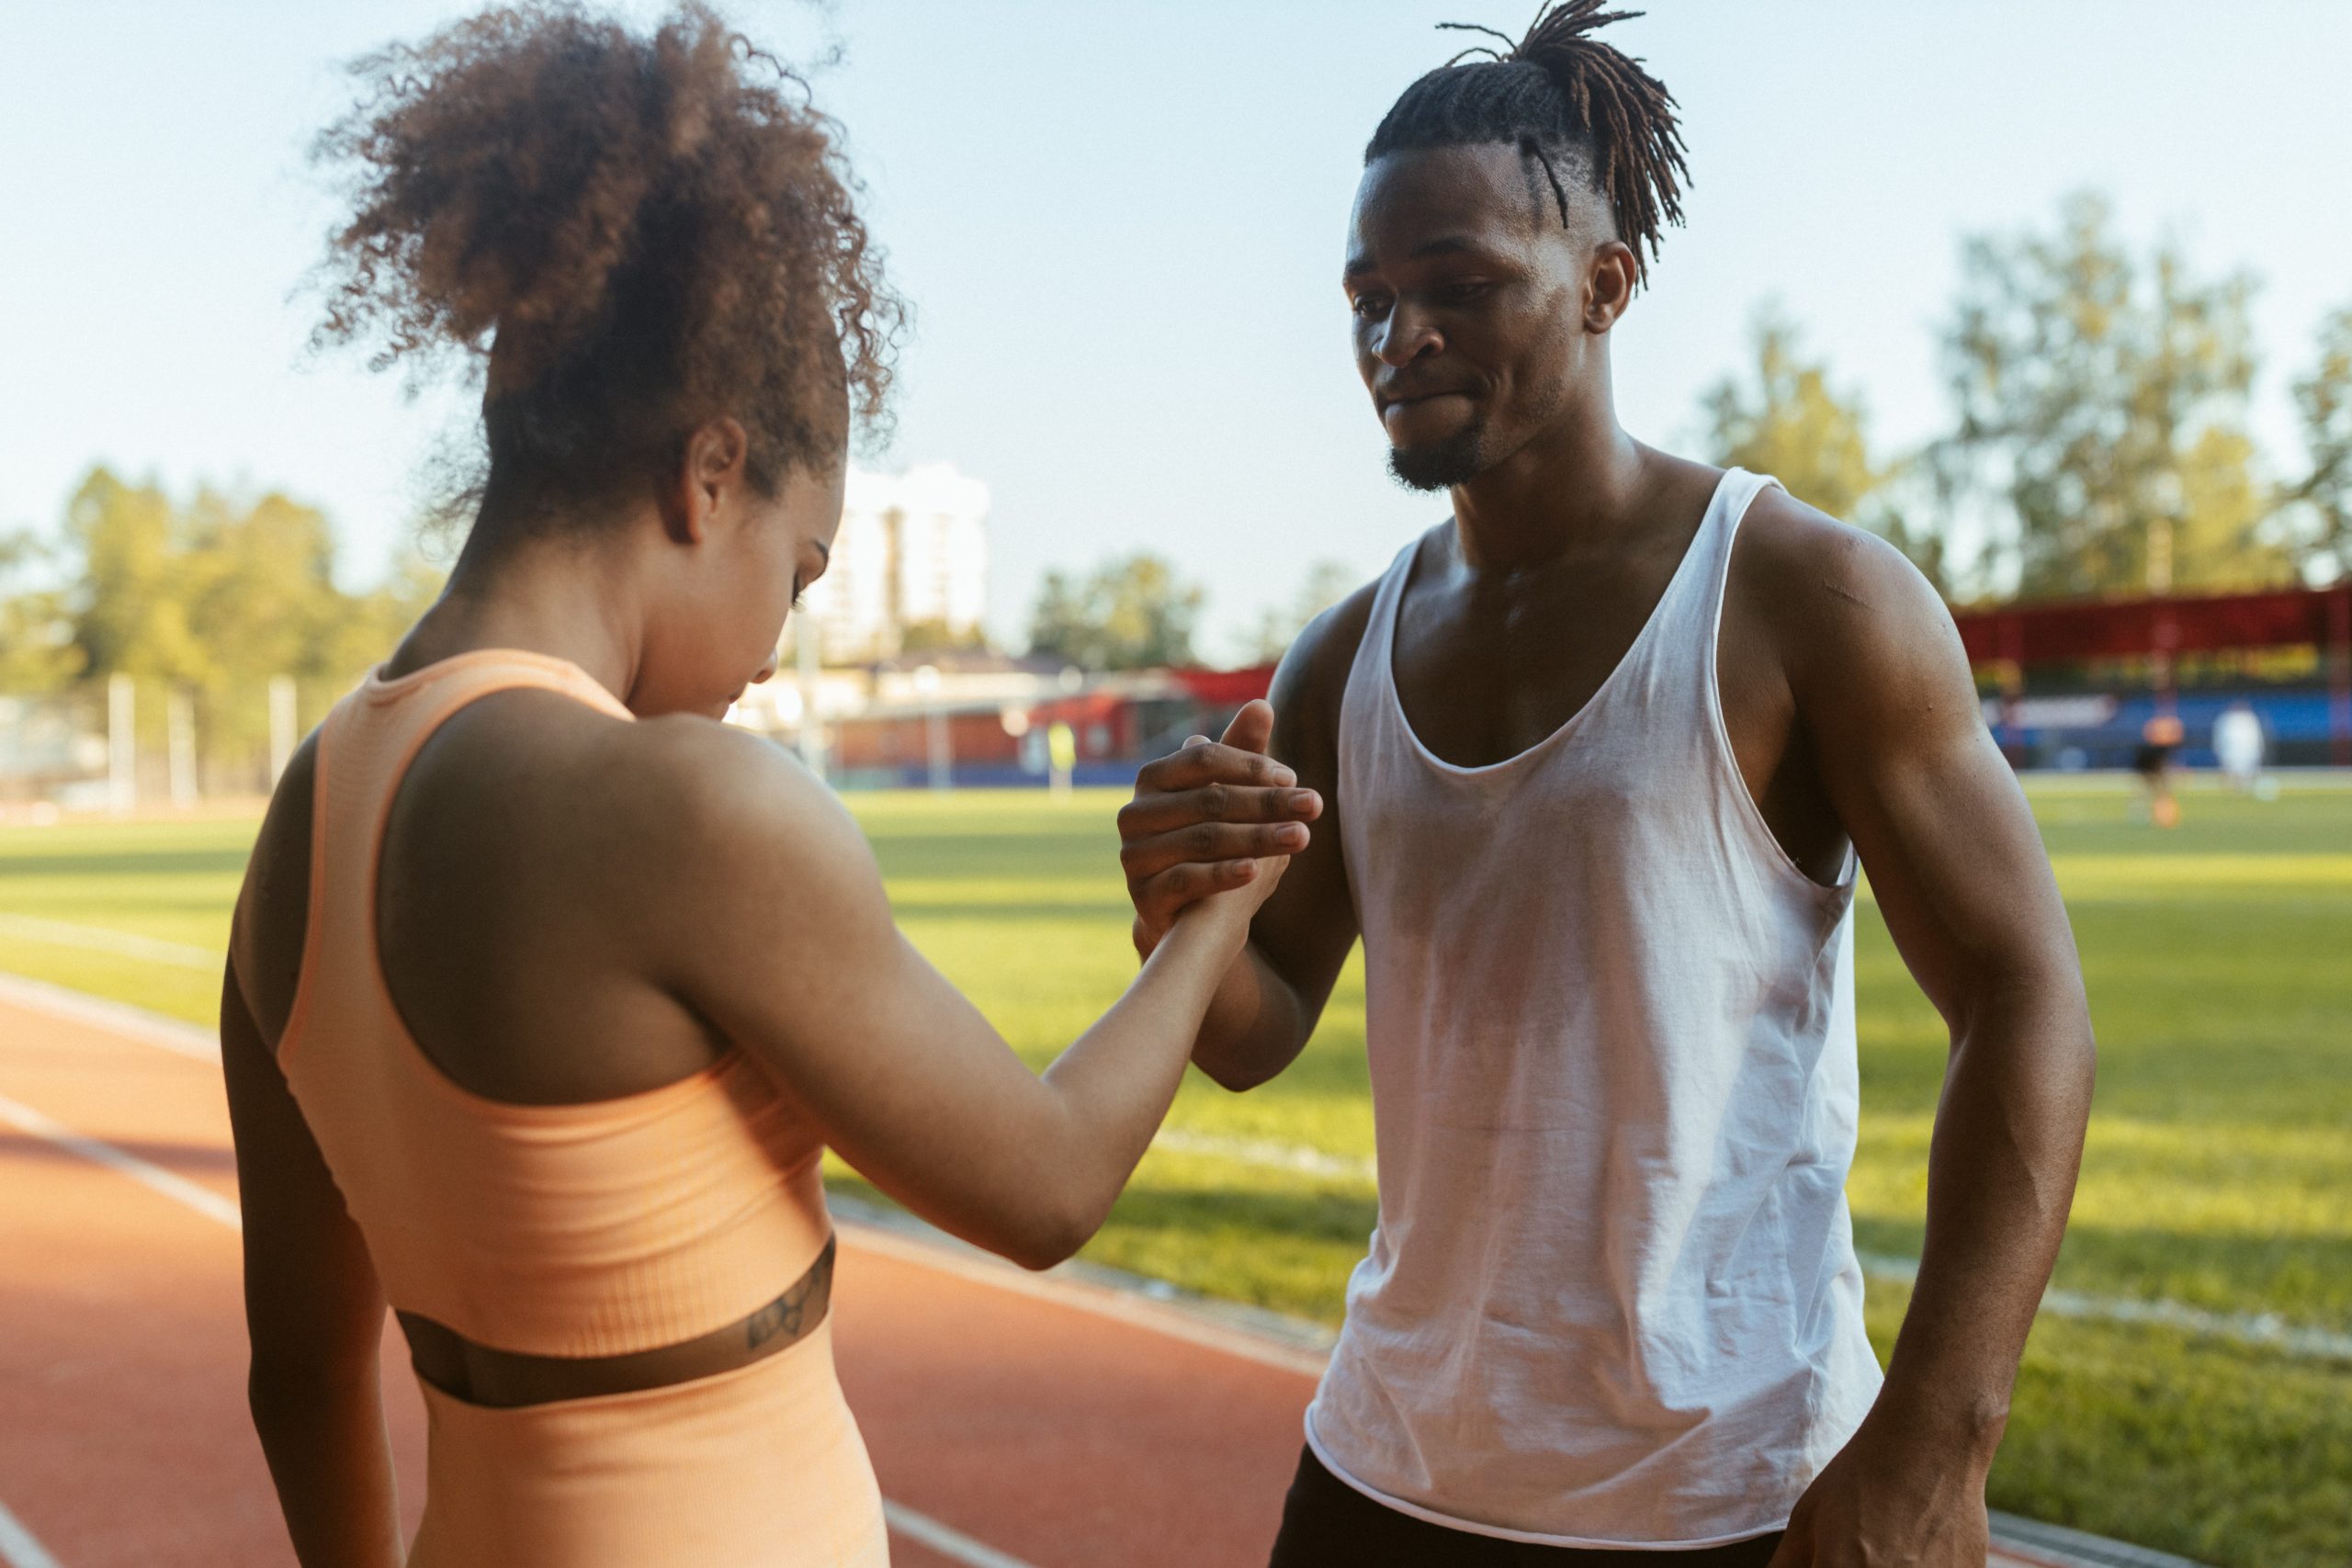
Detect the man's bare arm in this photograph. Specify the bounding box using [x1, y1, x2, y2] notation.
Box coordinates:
[1765, 519, 2096, 1566]
[1118, 591, 1374, 1089]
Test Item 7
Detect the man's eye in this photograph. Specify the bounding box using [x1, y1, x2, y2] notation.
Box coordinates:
[1350, 294, 1390, 319]
[1440, 281, 1490, 304]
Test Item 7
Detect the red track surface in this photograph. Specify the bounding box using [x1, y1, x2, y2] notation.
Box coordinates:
[0, 982, 2044, 1568]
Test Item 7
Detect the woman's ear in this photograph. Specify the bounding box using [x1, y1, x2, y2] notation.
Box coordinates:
[662, 418, 752, 545]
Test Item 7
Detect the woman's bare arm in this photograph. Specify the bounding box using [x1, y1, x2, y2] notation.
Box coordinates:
[220, 959, 402, 1568]
[630, 717, 1281, 1270]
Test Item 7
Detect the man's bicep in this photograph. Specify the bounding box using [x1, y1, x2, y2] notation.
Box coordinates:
[1799, 550, 2075, 1021]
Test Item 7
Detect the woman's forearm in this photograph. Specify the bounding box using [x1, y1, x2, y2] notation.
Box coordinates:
[1023, 910, 1251, 1262]
[250, 1365, 403, 1567]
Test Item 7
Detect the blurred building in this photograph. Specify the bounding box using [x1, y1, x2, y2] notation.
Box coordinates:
[797, 463, 989, 662]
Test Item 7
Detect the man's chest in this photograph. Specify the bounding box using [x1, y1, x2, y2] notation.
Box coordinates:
[1388, 556, 1679, 771]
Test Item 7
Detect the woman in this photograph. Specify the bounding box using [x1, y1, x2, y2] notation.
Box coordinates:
[220, 6, 1308, 1563]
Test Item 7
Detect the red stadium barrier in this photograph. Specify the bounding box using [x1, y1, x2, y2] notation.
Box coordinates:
[1951, 583, 2352, 766]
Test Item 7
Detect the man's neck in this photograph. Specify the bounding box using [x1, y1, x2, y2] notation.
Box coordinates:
[1448, 400, 1657, 574]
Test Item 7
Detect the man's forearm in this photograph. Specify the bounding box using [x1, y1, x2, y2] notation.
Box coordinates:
[1188, 942, 1316, 1091]
[1877, 972, 2095, 1445]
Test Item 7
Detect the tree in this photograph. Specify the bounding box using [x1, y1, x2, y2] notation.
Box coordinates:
[63, 468, 209, 687]
[1699, 304, 1947, 591]
[1701, 304, 1885, 522]
[2286, 305, 2352, 582]
[1246, 559, 1359, 664]
[898, 617, 990, 656]
[6, 464, 447, 790]
[0, 532, 80, 694]
[1026, 554, 1205, 671]
[1935, 191, 2291, 599]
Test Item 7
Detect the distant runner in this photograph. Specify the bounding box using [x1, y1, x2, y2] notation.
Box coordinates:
[2135, 713, 2186, 828]
[1118, 6, 2098, 1565]
[2211, 701, 2267, 795]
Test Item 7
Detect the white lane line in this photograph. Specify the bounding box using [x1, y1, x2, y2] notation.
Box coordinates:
[0, 913, 221, 972]
[883, 1502, 1039, 1568]
[0, 1498, 64, 1568]
[0, 1094, 240, 1232]
[1858, 1252, 2352, 1364]
[0, 972, 219, 1062]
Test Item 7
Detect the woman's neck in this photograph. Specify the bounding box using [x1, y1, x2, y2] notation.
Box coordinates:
[385, 529, 645, 702]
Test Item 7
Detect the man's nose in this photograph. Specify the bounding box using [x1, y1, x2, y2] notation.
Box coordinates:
[1374, 304, 1442, 367]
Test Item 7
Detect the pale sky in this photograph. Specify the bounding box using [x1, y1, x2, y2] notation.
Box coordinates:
[4, 1, 2350, 657]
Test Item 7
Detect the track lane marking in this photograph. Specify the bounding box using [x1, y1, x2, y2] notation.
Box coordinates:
[0, 971, 219, 1062]
[883, 1502, 1040, 1568]
[0, 1502, 63, 1568]
[0, 1093, 240, 1231]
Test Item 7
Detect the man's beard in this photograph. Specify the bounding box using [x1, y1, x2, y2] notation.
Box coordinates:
[1386, 418, 1487, 492]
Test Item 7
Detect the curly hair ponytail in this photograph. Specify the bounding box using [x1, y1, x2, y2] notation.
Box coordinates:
[312, 2, 901, 533]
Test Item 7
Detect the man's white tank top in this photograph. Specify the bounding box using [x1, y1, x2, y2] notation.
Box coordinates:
[1308, 468, 1882, 1549]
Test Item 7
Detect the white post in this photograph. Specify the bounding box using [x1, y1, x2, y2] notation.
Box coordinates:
[914, 664, 949, 793]
[167, 690, 198, 808]
[926, 707, 952, 793]
[795, 624, 826, 779]
[107, 672, 136, 815]
[1047, 720, 1076, 799]
[268, 675, 298, 784]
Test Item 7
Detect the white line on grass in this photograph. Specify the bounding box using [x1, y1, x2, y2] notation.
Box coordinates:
[1859, 1252, 2352, 1361]
[0, 1094, 241, 1232]
[1150, 1125, 1377, 1182]
[883, 1502, 1039, 1568]
[0, 913, 221, 972]
[0, 1502, 63, 1568]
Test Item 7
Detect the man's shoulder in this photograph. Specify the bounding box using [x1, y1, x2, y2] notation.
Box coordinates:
[1275, 524, 1453, 709]
[1271, 567, 1390, 744]
[1731, 485, 1965, 705]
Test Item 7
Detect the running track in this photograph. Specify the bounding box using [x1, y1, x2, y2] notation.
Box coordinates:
[0, 977, 2062, 1567]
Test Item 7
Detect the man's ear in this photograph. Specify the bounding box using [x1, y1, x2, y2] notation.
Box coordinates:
[662, 418, 752, 545]
[1583, 241, 1638, 333]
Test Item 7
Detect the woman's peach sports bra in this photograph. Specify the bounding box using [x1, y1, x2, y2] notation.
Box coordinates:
[279, 650, 887, 1564]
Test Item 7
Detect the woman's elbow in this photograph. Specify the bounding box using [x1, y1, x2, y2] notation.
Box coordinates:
[246, 1348, 373, 1436]
[990, 1190, 1106, 1273]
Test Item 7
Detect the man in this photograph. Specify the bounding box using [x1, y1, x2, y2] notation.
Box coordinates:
[2211, 700, 2267, 795]
[1115, 6, 2096, 1564]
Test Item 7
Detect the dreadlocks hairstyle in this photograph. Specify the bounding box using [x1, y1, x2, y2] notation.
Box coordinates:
[1365, 1, 1690, 277]
[312, 3, 902, 536]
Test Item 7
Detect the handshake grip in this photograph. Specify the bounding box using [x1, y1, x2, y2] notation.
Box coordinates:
[1116, 699, 1324, 955]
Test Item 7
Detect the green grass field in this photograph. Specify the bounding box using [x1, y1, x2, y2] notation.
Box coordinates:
[2, 779, 2346, 1566]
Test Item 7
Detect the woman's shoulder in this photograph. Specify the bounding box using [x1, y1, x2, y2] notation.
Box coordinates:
[232, 731, 323, 1049]
[605, 714, 888, 929]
